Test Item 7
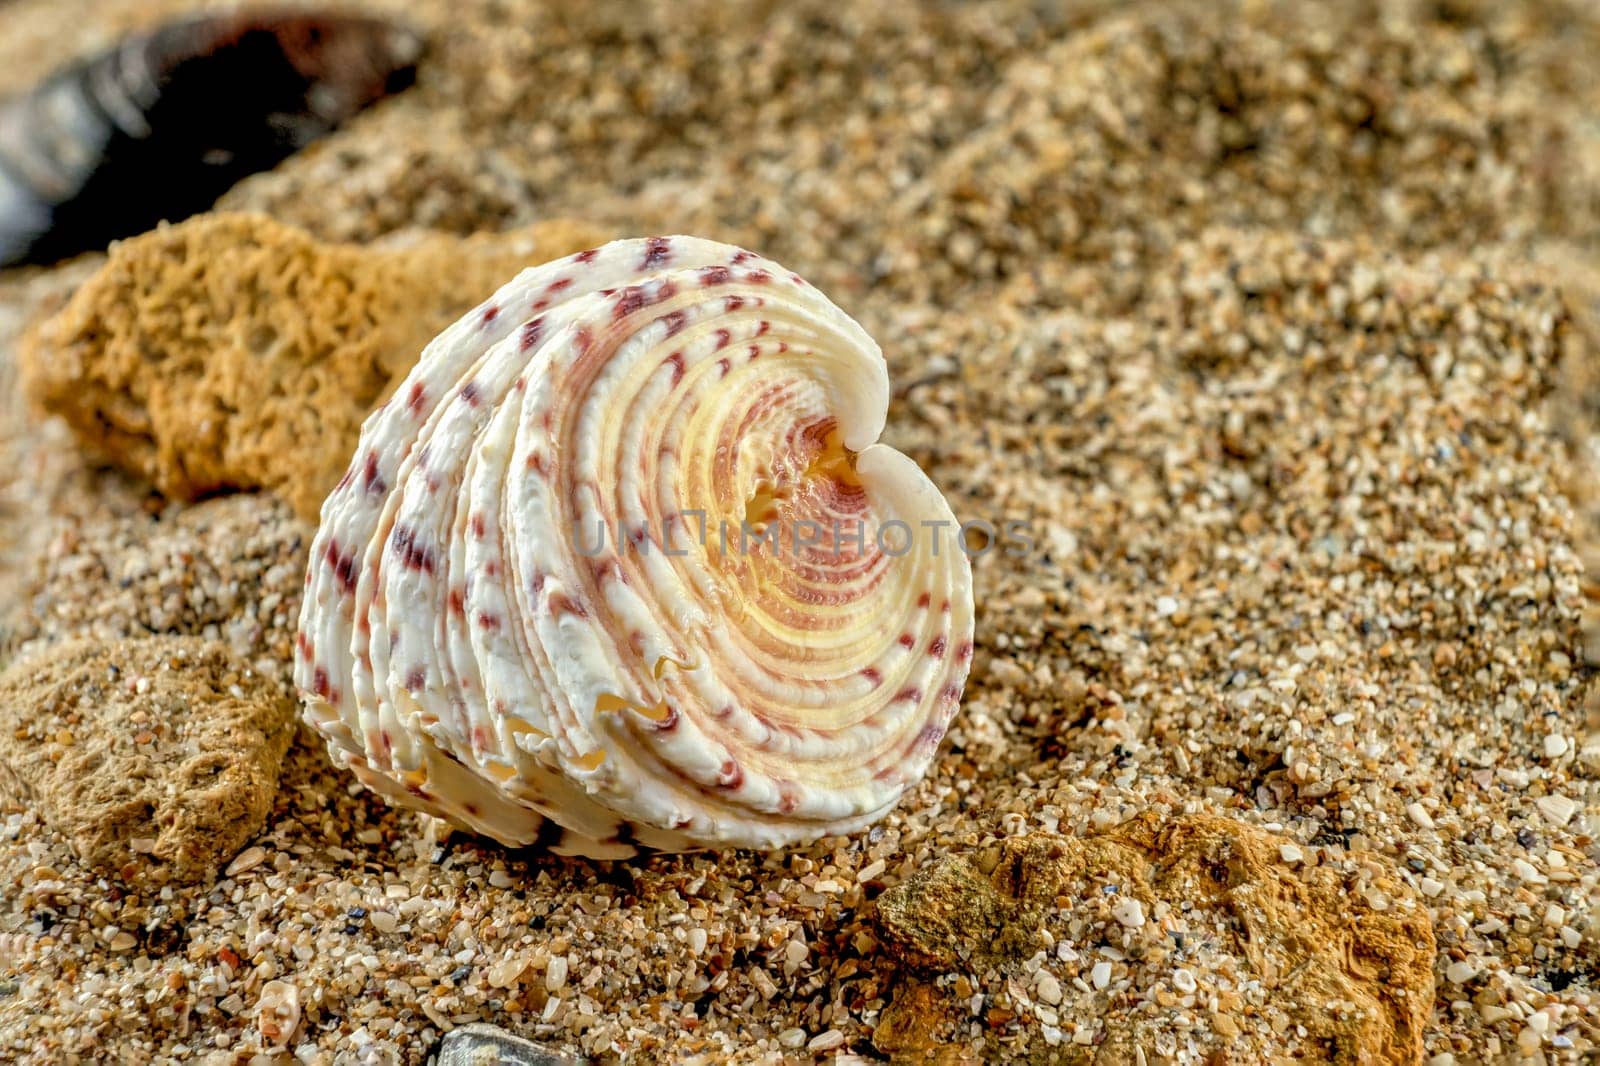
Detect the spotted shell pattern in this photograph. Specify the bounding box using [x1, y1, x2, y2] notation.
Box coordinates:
[294, 236, 974, 857]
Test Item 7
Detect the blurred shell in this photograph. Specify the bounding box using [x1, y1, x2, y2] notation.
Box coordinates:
[0, 9, 421, 267]
[434, 1023, 578, 1066]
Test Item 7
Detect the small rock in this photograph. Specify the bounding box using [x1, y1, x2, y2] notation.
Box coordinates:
[1534, 794, 1577, 827]
[808, 1030, 846, 1052]
[0, 637, 295, 886]
[1111, 897, 1146, 928]
[872, 978, 964, 1058]
[748, 967, 779, 1000]
[257, 979, 300, 1047]
[488, 955, 530, 989]
[1034, 970, 1063, 1005]
[225, 846, 267, 878]
[1481, 1004, 1514, 1025]
[1278, 843, 1303, 864]
[873, 854, 1006, 971]
[1446, 960, 1478, 984]
[872, 813, 1435, 1063]
[546, 955, 569, 991]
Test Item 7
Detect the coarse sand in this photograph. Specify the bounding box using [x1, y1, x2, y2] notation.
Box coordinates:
[0, 0, 1596, 1062]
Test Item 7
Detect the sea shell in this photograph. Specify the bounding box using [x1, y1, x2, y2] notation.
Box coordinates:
[434, 1023, 576, 1065]
[294, 236, 975, 857]
[0, 11, 421, 267]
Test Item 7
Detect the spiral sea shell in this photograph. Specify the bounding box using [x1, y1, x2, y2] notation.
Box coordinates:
[295, 236, 974, 857]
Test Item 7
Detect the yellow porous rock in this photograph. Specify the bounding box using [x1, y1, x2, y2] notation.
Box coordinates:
[19, 212, 612, 522]
[874, 812, 1437, 1065]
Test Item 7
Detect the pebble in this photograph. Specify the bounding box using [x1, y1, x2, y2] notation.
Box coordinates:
[256, 980, 301, 1047]
[1111, 898, 1145, 928]
[225, 846, 268, 878]
[1535, 795, 1578, 827]
[487, 956, 527, 988]
[1091, 962, 1113, 990]
[782, 938, 808, 975]
[808, 1029, 845, 1052]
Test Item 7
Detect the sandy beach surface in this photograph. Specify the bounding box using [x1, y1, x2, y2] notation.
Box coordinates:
[0, 0, 1597, 1062]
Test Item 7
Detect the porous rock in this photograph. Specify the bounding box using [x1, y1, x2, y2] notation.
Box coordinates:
[19, 212, 611, 522]
[874, 812, 1436, 1065]
[0, 635, 296, 885]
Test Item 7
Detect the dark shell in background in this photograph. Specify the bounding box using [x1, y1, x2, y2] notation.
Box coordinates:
[0, 9, 422, 267]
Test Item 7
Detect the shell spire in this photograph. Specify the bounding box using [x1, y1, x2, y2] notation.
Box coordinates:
[294, 236, 975, 857]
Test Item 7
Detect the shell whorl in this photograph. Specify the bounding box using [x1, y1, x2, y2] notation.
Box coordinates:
[295, 236, 974, 857]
